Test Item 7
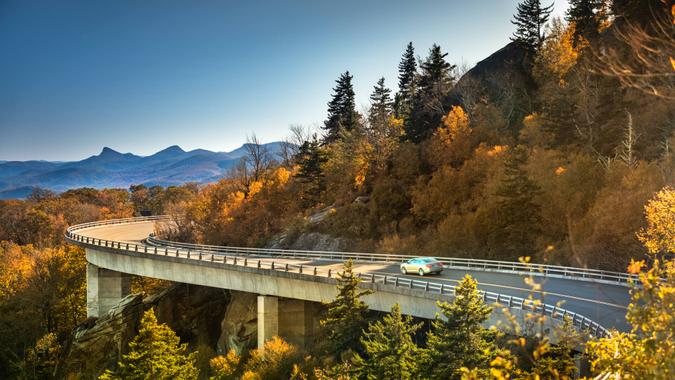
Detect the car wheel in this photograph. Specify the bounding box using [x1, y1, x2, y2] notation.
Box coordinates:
[400, 266, 407, 274]
[418, 268, 424, 276]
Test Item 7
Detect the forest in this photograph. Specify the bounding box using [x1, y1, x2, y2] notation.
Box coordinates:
[0, 0, 673, 378]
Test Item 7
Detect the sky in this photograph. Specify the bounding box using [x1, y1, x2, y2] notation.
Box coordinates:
[0, 0, 569, 161]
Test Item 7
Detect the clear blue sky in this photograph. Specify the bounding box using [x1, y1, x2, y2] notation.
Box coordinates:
[0, 0, 568, 161]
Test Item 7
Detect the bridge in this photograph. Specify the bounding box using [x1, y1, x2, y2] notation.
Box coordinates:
[66, 216, 632, 349]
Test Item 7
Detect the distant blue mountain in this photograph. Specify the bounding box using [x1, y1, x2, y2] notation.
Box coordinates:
[0, 142, 285, 199]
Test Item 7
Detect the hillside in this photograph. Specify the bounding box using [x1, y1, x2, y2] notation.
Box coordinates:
[0, 142, 284, 198]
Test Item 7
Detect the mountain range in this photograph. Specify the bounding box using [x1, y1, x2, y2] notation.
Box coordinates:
[0, 142, 284, 199]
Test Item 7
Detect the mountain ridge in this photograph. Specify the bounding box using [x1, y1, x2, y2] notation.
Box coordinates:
[0, 142, 284, 199]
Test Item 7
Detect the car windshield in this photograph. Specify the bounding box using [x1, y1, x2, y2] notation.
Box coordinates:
[421, 258, 438, 263]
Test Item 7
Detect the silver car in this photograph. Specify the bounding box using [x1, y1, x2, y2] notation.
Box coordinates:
[400, 257, 444, 276]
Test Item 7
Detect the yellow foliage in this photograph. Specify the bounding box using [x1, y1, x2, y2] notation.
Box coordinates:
[242, 336, 299, 379]
[487, 145, 508, 157]
[271, 166, 291, 186]
[554, 166, 567, 176]
[534, 19, 587, 86]
[587, 259, 675, 379]
[248, 180, 264, 198]
[438, 105, 470, 145]
[637, 186, 675, 255]
[209, 349, 241, 379]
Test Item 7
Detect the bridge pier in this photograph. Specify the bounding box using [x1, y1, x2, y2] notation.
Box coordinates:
[86, 263, 131, 318]
[257, 295, 320, 350]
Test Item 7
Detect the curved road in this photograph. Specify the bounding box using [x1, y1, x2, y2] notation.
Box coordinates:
[75, 220, 631, 332]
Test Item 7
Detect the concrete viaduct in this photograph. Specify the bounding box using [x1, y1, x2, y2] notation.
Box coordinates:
[66, 216, 633, 349]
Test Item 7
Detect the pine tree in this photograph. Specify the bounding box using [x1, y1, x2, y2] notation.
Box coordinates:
[368, 77, 393, 133]
[100, 309, 198, 380]
[394, 42, 417, 119]
[493, 145, 542, 258]
[324, 71, 359, 144]
[353, 304, 422, 380]
[565, 0, 604, 41]
[405, 44, 455, 143]
[294, 135, 327, 207]
[421, 275, 499, 380]
[511, 0, 554, 51]
[320, 259, 373, 359]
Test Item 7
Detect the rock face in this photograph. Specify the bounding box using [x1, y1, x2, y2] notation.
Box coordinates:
[449, 42, 535, 127]
[60, 294, 145, 379]
[267, 204, 351, 251]
[217, 291, 258, 355]
[58, 284, 255, 379]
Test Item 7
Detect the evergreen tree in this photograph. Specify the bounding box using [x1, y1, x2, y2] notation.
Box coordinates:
[565, 0, 603, 41]
[421, 275, 499, 380]
[493, 145, 542, 258]
[100, 309, 198, 380]
[353, 304, 422, 380]
[324, 71, 359, 144]
[511, 0, 554, 51]
[368, 77, 393, 132]
[294, 135, 327, 207]
[320, 259, 373, 359]
[405, 44, 455, 143]
[394, 42, 417, 119]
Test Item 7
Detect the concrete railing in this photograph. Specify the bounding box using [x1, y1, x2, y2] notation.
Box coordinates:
[66, 216, 613, 338]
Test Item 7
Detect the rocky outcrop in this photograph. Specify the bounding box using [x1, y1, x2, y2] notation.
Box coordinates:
[60, 294, 145, 379]
[449, 42, 535, 127]
[217, 291, 257, 354]
[58, 284, 255, 379]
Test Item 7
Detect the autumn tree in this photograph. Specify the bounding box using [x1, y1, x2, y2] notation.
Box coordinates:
[492, 145, 542, 259]
[324, 71, 359, 143]
[353, 303, 422, 380]
[394, 42, 418, 120]
[587, 259, 674, 379]
[637, 186, 675, 258]
[533, 18, 587, 146]
[565, 0, 606, 41]
[209, 349, 241, 380]
[421, 275, 499, 380]
[367, 77, 402, 174]
[368, 77, 393, 132]
[294, 135, 327, 207]
[511, 0, 554, 51]
[406, 44, 455, 143]
[320, 260, 373, 359]
[100, 308, 198, 380]
[433, 105, 473, 168]
[240, 337, 303, 380]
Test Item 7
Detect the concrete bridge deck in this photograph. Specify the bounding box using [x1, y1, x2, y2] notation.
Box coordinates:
[68, 217, 633, 347]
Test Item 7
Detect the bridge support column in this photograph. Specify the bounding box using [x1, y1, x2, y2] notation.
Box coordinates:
[257, 296, 320, 350]
[278, 298, 320, 350]
[87, 263, 131, 318]
[257, 295, 279, 350]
